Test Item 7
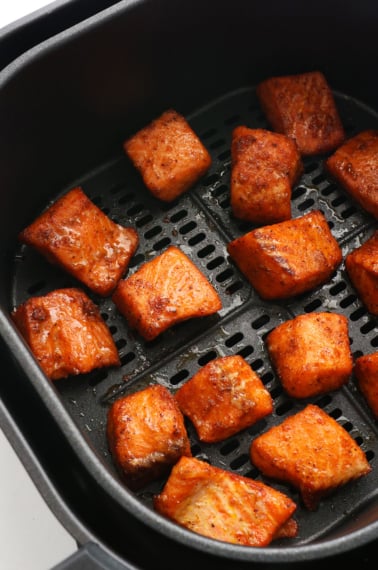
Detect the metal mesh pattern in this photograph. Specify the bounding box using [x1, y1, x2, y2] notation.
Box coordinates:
[11, 86, 378, 546]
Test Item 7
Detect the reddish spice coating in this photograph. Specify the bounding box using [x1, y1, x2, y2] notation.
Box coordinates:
[107, 384, 191, 490]
[154, 456, 298, 546]
[230, 126, 303, 224]
[124, 109, 212, 202]
[18, 187, 139, 296]
[112, 245, 222, 340]
[175, 355, 273, 442]
[256, 71, 345, 155]
[250, 404, 372, 511]
[354, 352, 378, 418]
[266, 312, 353, 398]
[227, 210, 342, 300]
[345, 230, 378, 315]
[326, 130, 378, 219]
[11, 288, 120, 380]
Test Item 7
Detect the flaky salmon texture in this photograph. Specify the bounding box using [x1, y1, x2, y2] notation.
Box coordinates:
[250, 404, 372, 511]
[154, 456, 298, 547]
[112, 245, 222, 340]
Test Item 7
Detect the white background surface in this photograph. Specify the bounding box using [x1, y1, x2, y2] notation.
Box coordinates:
[1, 4, 80, 569]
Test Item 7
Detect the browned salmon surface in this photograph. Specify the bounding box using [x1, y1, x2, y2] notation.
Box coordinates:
[11, 288, 120, 380]
[266, 312, 353, 398]
[154, 456, 297, 546]
[107, 384, 191, 490]
[112, 245, 222, 340]
[250, 404, 371, 511]
[19, 187, 139, 296]
[230, 126, 303, 224]
[124, 109, 211, 202]
[175, 355, 273, 443]
[227, 210, 342, 300]
[354, 351, 378, 418]
[345, 230, 378, 315]
[326, 130, 378, 219]
[257, 71, 345, 155]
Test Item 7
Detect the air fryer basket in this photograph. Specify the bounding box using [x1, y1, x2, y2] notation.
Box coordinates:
[0, 0, 378, 566]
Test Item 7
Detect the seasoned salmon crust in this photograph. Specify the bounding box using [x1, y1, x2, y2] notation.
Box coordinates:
[18, 187, 139, 296]
[112, 245, 222, 340]
[154, 456, 297, 546]
[11, 287, 120, 380]
[250, 404, 371, 510]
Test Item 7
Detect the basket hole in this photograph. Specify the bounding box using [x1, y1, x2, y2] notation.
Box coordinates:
[216, 268, 233, 283]
[304, 299, 322, 312]
[170, 369, 189, 386]
[198, 351, 217, 366]
[340, 294, 357, 308]
[207, 256, 224, 270]
[144, 226, 162, 240]
[251, 314, 270, 330]
[204, 173, 219, 187]
[197, 244, 215, 258]
[361, 320, 376, 334]
[213, 184, 228, 198]
[153, 237, 171, 251]
[188, 233, 206, 247]
[298, 198, 315, 211]
[292, 186, 307, 200]
[237, 345, 254, 359]
[179, 221, 197, 235]
[136, 214, 153, 228]
[230, 454, 249, 470]
[341, 206, 357, 219]
[120, 352, 136, 366]
[330, 281, 346, 295]
[321, 184, 338, 196]
[220, 439, 239, 455]
[276, 400, 294, 416]
[350, 307, 367, 321]
[251, 358, 264, 371]
[127, 203, 144, 216]
[226, 280, 243, 295]
[170, 210, 187, 223]
[225, 332, 244, 348]
[116, 338, 127, 350]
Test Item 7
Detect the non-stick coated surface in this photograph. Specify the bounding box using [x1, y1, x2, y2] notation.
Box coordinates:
[11, 86, 378, 548]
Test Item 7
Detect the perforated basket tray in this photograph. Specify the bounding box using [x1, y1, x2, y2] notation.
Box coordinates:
[9, 85, 378, 563]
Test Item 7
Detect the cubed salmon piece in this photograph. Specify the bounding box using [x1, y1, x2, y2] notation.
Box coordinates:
[112, 245, 222, 341]
[326, 130, 378, 219]
[175, 355, 273, 443]
[227, 210, 342, 300]
[154, 456, 298, 546]
[107, 384, 191, 490]
[256, 71, 345, 155]
[230, 126, 303, 224]
[19, 187, 139, 296]
[11, 288, 120, 380]
[345, 230, 378, 315]
[266, 312, 353, 398]
[124, 109, 212, 202]
[250, 404, 371, 510]
[354, 351, 378, 418]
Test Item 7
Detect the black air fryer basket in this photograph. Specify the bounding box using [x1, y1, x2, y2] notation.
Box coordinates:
[0, 0, 378, 568]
